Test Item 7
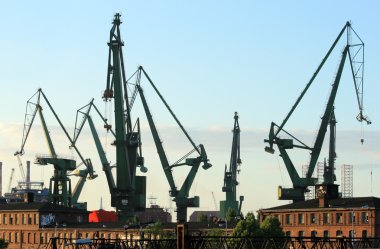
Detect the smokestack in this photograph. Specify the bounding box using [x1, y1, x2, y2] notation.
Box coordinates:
[26, 161, 31, 189]
[0, 162, 2, 196]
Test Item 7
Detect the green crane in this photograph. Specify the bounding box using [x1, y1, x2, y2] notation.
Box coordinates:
[130, 66, 211, 223]
[15, 89, 96, 208]
[264, 22, 371, 202]
[220, 112, 244, 219]
[101, 13, 146, 220]
[73, 99, 117, 194]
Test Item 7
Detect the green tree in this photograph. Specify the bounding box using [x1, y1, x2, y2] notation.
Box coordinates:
[259, 216, 284, 237]
[226, 208, 238, 222]
[0, 239, 8, 249]
[232, 212, 260, 237]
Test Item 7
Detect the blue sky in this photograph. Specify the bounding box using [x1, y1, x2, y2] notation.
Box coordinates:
[0, 1, 380, 219]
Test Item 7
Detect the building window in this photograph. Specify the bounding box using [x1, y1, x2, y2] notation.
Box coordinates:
[2, 214, 6, 224]
[9, 215, 13, 225]
[15, 214, 18, 224]
[34, 214, 37, 224]
[323, 213, 330, 224]
[349, 230, 354, 238]
[28, 233, 31, 243]
[40, 233, 44, 244]
[311, 231, 317, 237]
[323, 230, 329, 238]
[362, 230, 367, 238]
[362, 212, 369, 223]
[298, 231, 304, 238]
[336, 230, 343, 237]
[9, 232, 12, 243]
[310, 213, 317, 224]
[285, 231, 291, 237]
[298, 214, 304, 224]
[275, 214, 281, 223]
[22, 214, 25, 224]
[336, 213, 343, 223]
[349, 212, 356, 223]
[285, 214, 292, 224]
[28, 214, 32, 225]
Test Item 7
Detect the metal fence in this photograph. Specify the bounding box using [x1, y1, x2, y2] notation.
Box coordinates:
[44, 236, 380, 249]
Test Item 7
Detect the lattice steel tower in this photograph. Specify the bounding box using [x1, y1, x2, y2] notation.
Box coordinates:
[341, 164, 353, 198]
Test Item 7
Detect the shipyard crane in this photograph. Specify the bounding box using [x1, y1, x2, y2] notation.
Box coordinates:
[101, 13, 147, 221]
[130, 66, 212, 223]
[220, 112, 244, 219]
[15, 89, 97, 208]
[73, 99, 117, 194]
[264, 22, 371, 202]
[72, 98, 148, 217]
[7, 168, 15, 193]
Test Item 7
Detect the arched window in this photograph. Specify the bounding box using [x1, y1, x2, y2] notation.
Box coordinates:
[336, 230, 343, 237]
[323, 230, 329, 238]
[298, 231, 304, 238]
[349, 230, 354, 238]
[362, 230, 367, 238]
[311, 231, 317, 237]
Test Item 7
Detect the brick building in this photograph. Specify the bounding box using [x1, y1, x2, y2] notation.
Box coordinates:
[0, 202, 91, 249]
[0, 201, 200, 249]
[258, 196, 380, 238]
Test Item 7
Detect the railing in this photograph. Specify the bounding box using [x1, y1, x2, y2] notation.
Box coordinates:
[43, 236, 380, 249]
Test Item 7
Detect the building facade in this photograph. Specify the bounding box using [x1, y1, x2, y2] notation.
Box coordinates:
[258, 196, 380, 238]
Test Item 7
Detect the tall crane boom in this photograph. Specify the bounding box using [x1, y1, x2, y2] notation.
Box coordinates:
[220, 112, 244, 219]
[264, 22, 371, 202]
[133, 66, 212, 223]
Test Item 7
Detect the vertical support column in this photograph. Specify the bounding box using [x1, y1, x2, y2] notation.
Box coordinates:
[177, 224, 188, 249]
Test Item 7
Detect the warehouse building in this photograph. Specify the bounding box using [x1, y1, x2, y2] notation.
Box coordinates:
[258, 195, 380, 238]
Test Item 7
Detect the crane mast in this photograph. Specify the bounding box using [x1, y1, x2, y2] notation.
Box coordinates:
[102, 13, 146, 220]
[264, 22, 371, 202]
[220, 112, 244, 219]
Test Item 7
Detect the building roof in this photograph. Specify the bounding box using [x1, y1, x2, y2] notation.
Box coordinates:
[261, 197, 380, 212]
[0, 202, 87, 213]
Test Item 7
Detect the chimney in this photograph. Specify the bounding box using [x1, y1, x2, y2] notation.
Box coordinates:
[317, 185, 328, 208]
[26, 161, 31, 189]
[0, 162, 2, 196]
